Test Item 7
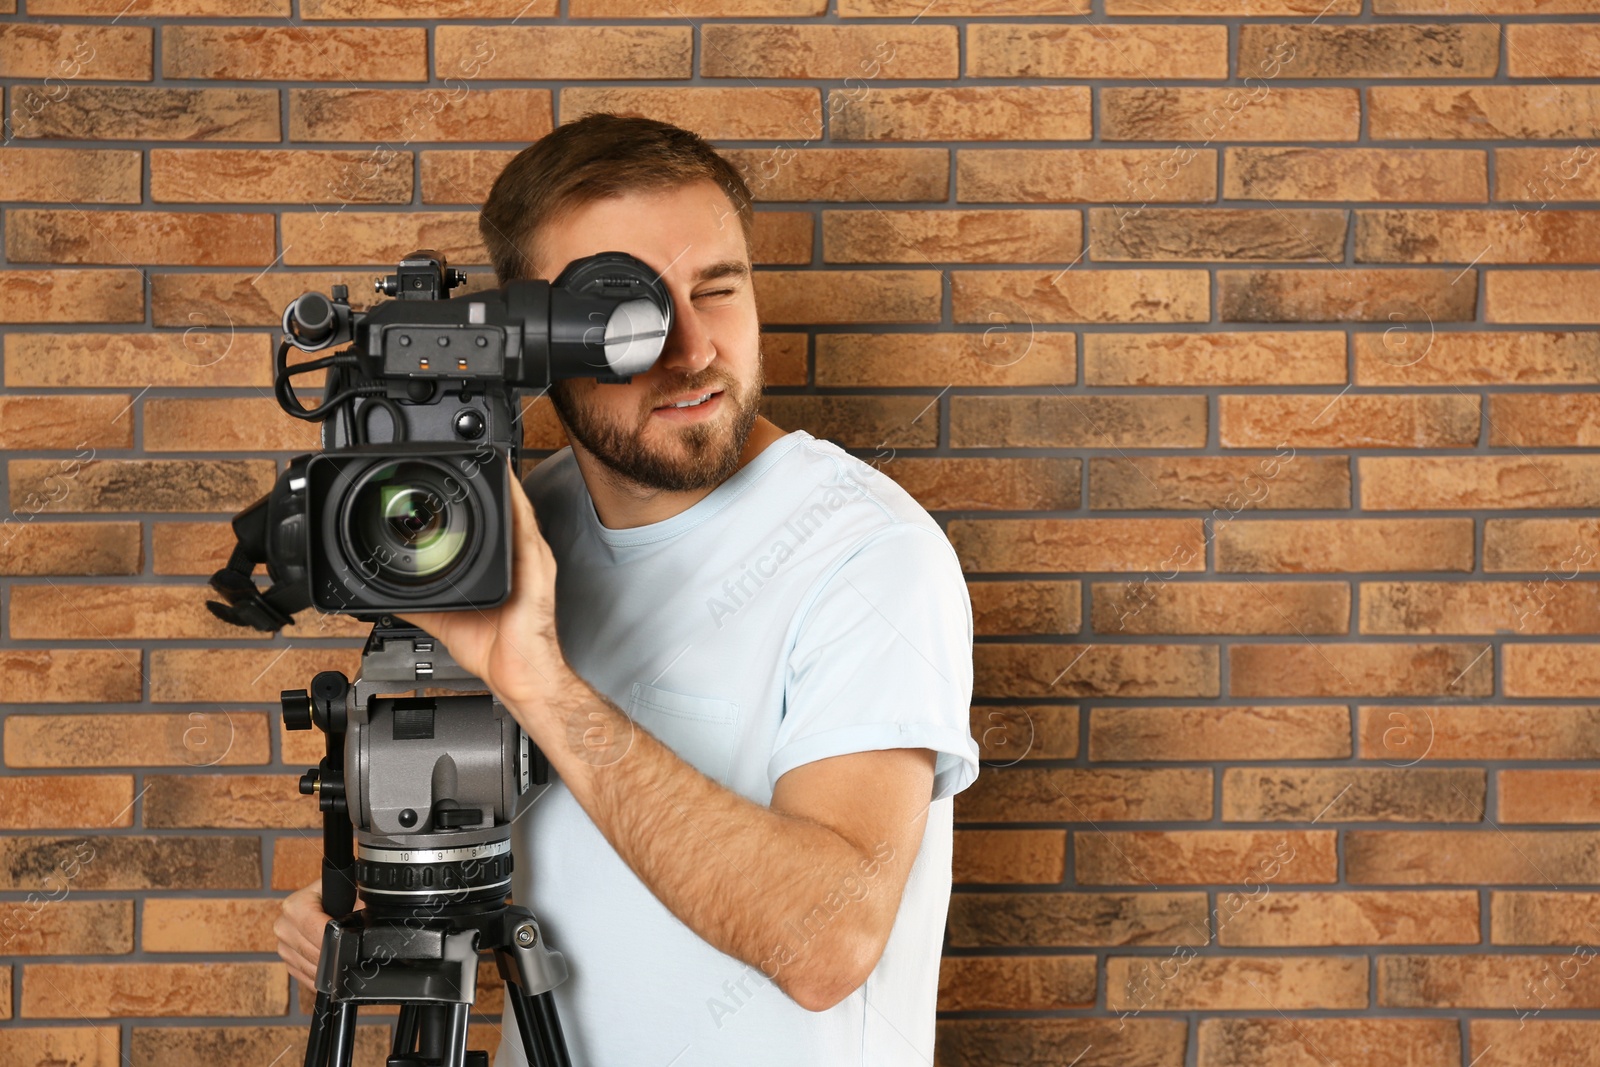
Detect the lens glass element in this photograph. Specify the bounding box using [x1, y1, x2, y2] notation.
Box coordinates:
[349, 460, 472, 586]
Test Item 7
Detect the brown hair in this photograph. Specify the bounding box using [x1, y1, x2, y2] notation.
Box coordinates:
[478, 112, 756, 284]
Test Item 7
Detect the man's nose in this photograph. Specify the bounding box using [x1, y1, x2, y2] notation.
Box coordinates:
[651, 295, 716, 376]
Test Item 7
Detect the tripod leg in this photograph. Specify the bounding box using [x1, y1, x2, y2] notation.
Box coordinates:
[443, 1002, 471, 1067]
[304, 991, 336, 1067]
[507, 984, 555, 1067]
[419, 1004, 449, 1061]
[532, 992, 571, 1067]
[328, 1001, 359, 1067]
[392, 1003, 421, 1057]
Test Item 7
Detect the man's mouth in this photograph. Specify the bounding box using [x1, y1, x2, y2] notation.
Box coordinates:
[654, 389, 723, 411]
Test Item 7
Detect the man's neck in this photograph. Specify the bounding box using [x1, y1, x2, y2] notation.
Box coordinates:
[570, 417, 791, 531]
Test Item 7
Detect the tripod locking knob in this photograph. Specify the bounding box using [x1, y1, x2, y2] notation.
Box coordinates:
[281, 689, 314, 731]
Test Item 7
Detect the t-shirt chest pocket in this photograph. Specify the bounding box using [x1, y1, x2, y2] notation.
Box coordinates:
[627, 683, 741, 786]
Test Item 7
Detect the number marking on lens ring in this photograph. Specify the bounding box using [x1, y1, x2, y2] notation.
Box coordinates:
[354, 840, 511, 865]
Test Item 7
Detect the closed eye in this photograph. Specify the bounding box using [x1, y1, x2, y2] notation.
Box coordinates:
[695, 288, 735, 299]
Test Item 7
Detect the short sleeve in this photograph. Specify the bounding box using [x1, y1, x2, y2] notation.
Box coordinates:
[767, 522, 980, 803]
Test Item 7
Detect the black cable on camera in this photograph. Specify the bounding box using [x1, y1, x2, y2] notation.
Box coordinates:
[274, 339, 379, 422]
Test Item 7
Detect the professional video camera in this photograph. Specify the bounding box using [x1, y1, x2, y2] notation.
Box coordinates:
[207, 248, 673, 632]
[200, 250, 674, 1067]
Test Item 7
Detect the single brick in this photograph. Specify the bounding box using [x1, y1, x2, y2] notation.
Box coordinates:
[144, 398, 322, 452]
[1500, 771, 1600, 823]
[5, 331, 272, 387]
[0, 836, 260, 892]
[1371, 86, 1600, 140]
[751, 211, 812, 264]
[844, 0, 1084, 10]
[883, 456, 1081, 511]
[725, 147, 948, 203]
[0, 650, 140, 704]
[832, 87, 1091, 141]
[1198, 1019, 1460, 1065]
[0, 1028, 121, 1067]
[150, 648, 363, 704]
[753, 270, 940, 324]
[7, 86, 278, 141]
[1223, 767, 1484, 822]
[1491, 891, 1600, 944]
[959, 147, 1218, 203]
[947, 891, 1210, 948]
[0, 148, 141, 203]
[129, 1024, 399, 1067]
[1219, 268, 1477, 322]
[1487, 269, 1600, 324]
[0, 270, 142, 324]
[1230, 642, 1493, 697]
[1109, 0, 1358, 9]
[308, 0, 553, 12]
[1089, 705, 1350, 761]
[1225, 147, 1487, 202]
[816, 332, 1075, 387]
[970, 580, 1081, 635]
[5, 712, 270, 768]
[949, 518, 1206, 573]
[1469, 1021, 1600, 1067]
[1491, 395, 1600, 447]
[1086, 331, 1346, 386]
[0, 522, 140, 576]
[1354, 330, 1600, 385]
[759, 395, 936, 449]
[953, 269, 1209, 323]
[1379, 955, 1600, 1009]
[976, 643, 1220, 698]
[1347, 830, 1600, 884]
[1496, 146, 1600, 201]
[0, 23, 152, 79]
[1077, 830, 1336, 885]
[938, 1020, 1187, 1066]
[823, 208, 1080, 264]
[34, 0, 288, 9]
[1240, 23, 1497, 78]
[951, 395, 1206, 449]
[703, 24, 956, 79]
[151, 522, 245, 576]
[1361, 580, 1600, 635]
[151, 148, 412, 204]
[1219, 393, 1480, 448]
[968, 24, 1228, 79]
[438, 24, 690, 80]
[280, 210, 482, 266]
[1485, 518, 1600, 572]
[958, 767, 1211, 822]
[163, 25, 426, 81]
[9, 584, 306, 641]
[938, 956, 1094, 1012]
[0, 395, 132, 450]
[561, 87, 818, 140]
[1358, 705, 1600, 761]
[142, 899, 280, 954]
[1088, 456, 1351, 511]
[1356, 209, 1600, 264]
[143, 773, 312, 831]
[290, 88, 551, 142]
[1108, 955, 1367, 1010]
[1217, 891, 1479, 946]
[1102, 88, 1359, 142]
[1361, 456, 1600, 509]
[1505, 644, 1600, 697]
[21, 963, 286, 1018]
[1506, 23, 1600, 77]
[953, 829, 1068, 884]
[1217, 519, 1476, 572]
[0, 775, 133, 830]
[0, 900, 133, 956]
[6, 209, 274, 266]
[8, 459, 276, 513]
[270, 836, 322, 891]
[1090, 207, 1348, 262]
[1091, 580, 1350, 635]
[970, 705, 1080, 761]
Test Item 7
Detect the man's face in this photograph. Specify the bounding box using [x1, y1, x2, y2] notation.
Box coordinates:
[530, 179, 764, 493]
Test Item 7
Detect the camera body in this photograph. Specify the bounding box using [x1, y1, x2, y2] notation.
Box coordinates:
[208, 248, 673, 632]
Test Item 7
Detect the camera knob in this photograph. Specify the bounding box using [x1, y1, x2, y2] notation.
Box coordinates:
[281, 689, 313, 731]
[453, 409, 486, 440]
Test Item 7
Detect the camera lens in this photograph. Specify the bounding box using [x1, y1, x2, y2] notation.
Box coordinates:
[348, 460, 473, 586]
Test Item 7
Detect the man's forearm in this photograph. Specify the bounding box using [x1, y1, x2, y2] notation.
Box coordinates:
[506, 663, 898, 1010]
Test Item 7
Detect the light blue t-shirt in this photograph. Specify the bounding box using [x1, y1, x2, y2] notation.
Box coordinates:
[493, 428, 980, 1067]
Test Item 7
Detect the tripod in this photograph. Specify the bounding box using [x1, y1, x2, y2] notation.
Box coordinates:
[286, 623, 573, 1067]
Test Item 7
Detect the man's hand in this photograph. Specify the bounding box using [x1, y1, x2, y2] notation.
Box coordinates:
[395, 473, 567, 714]
[275, 878, 366, 992]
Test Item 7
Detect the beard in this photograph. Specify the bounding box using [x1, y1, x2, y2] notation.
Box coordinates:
[547, 351, 765, 493]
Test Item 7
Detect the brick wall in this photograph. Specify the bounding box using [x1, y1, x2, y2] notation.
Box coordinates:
[2, 0, 1598, 1064]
